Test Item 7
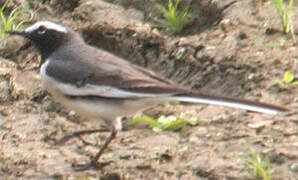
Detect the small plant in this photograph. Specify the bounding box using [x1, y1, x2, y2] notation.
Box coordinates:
[271, 0, 294, 34]
[0, 1, 33, 39]
[242, 148, 273, 180]
[152, 0, 190, 33]
[274, 70, 298, 87]
[129, 114, 199, 132]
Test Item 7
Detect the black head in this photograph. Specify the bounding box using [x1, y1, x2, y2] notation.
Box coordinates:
[7, 21, 76, 58]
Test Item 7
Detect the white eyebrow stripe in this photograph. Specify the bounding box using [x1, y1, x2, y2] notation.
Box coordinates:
[25, 21, 68, 33]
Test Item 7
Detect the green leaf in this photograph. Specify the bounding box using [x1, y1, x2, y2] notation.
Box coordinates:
[129, 116, 159, 127]
[292, 81, 298, 86]
[160, 119, 187, 131]
[155, 115, 187, 131]
[283, 71, 294, 83]
[157, 115, 177, 124]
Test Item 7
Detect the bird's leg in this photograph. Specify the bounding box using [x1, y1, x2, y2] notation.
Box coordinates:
[72, 121, 117, 171]
[56, 129, 109, 145]
[90, 126, 117, 165]
[57, 117, 123, 145]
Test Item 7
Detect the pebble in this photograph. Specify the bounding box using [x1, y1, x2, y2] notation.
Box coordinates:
[290, 163, 298, 172]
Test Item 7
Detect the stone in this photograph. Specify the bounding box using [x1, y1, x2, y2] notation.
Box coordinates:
[10, 70, 42, 99]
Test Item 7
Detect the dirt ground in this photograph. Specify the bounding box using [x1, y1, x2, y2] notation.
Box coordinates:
[0, 0, 298, 179]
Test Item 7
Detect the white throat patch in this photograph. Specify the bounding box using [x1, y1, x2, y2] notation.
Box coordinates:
[25, 21, 68, 33]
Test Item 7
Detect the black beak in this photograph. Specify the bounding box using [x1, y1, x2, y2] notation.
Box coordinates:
[6, 30, 28, 37]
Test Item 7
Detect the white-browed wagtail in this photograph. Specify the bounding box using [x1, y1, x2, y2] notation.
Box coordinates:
[8, 21, 288, 170]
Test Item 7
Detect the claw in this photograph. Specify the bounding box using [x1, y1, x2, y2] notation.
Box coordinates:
[72, 160, 113, 171]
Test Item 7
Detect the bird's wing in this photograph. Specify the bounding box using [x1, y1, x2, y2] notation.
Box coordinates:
[45, 46, 187, 98]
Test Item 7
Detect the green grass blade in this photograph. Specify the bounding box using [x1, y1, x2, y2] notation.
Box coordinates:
[0, 3, 7, 26]
[151, 0, 190, 33]
[271, 0, 294, 33]
[288, 0, 294, 12]
[15, 10, 33, 30]
[0, 0, 8, 12]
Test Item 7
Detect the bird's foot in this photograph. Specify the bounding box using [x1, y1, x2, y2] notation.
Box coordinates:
[56, 129, 109, 145]
[72, 160, 112, 171]
[56, 135, 76, 145]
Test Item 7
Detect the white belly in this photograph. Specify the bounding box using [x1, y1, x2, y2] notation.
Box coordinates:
[54, 95, 162, 120]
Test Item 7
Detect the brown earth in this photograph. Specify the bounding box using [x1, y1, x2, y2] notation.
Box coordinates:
[0, 0, 297, 179]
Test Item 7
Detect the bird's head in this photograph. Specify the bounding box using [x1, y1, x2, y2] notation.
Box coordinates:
[7, 21, 78, 58]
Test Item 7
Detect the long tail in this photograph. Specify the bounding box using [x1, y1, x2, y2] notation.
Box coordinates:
[171, 93, 288, 115]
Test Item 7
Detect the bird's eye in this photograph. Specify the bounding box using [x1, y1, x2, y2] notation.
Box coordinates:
[37, 25, 47, 34]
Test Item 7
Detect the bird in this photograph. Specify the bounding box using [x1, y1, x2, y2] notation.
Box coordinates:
[7, 21, 288, 170]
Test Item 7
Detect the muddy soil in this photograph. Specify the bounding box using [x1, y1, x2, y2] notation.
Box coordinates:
[0, 0, 297, 179]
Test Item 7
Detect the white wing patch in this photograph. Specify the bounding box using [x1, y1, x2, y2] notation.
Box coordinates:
[25, 21, 68, 33]
[40, 60, 173, 98]
[52, 82, 172, 98]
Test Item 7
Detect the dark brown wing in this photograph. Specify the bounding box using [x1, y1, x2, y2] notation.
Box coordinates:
[46, 43, 188, 97]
